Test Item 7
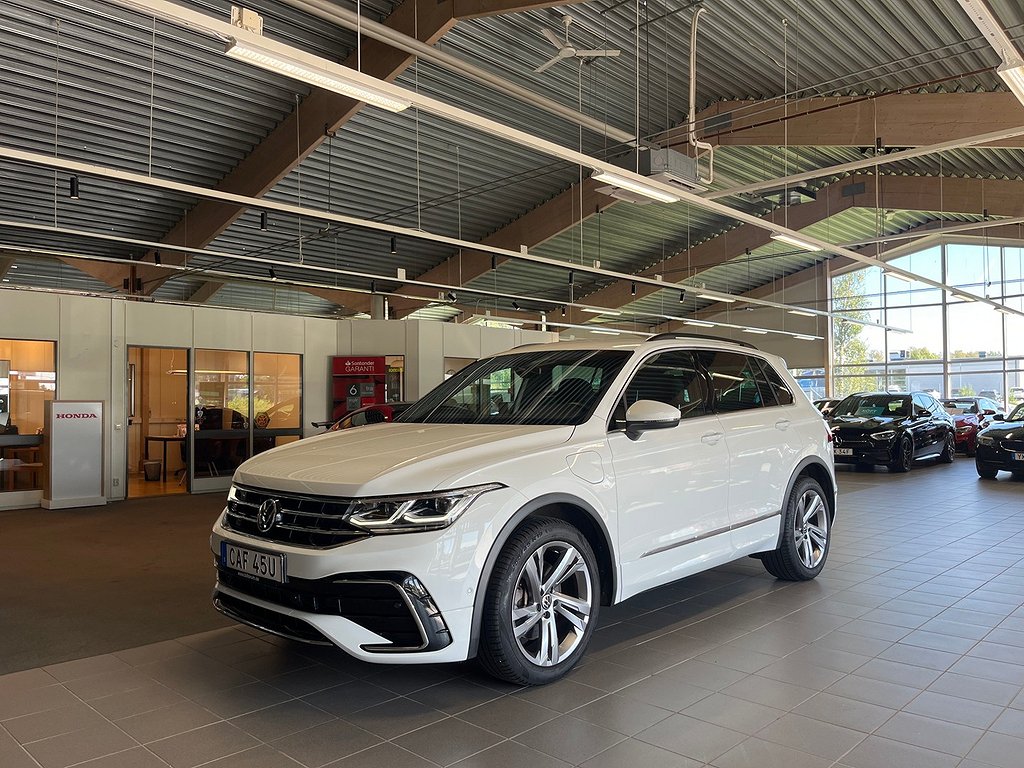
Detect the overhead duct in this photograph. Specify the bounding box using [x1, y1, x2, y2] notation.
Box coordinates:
[594, 147, 707, 204]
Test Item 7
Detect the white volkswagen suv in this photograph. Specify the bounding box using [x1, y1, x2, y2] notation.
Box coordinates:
[212, 335, 836, 684]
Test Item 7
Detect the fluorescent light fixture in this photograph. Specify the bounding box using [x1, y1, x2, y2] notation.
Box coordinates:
[794, 334, 817, 340]
[953, 292, 976, 302]
[787, 308, 816, 317]
[994, 305, 1014, 314]
[684, 319, 715, 327]
[590, 170, 681, 204]
[998, 61, 1024, 106]
[770, 232, 822, 251]
[697, 293, 735, 303]
[590, 329, 621, 335]
[743, 328, 768, 334]
[582, 308, 622, 316]
[225, 39, 411, 113]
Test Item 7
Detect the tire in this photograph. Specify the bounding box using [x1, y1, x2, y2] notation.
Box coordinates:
[761, 476, 831, 581]
[976, 461, 998, 479]
[478, 517, 600, 685]
[966, 438, 977, 457]
[939, 433, 956, 464]
[888, 436, 913, 473]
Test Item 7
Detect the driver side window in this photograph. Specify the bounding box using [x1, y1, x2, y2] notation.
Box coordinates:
[611, 351, 709, 430]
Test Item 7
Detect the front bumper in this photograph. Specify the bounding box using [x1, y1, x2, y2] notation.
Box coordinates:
[832, 440, 897, 465]
[210, 484, 525, 664]
[975, 443, 1024, 473]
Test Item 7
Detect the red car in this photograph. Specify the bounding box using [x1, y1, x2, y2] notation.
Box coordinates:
[942, 399, 982, 455]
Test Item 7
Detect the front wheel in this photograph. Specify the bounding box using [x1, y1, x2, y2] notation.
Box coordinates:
[479, 517, 600, 685]
[888, 436, 913, 473]
[977, 461, 998, 479]
[939, 433, 956, 464]
[761, 476, 831, 581]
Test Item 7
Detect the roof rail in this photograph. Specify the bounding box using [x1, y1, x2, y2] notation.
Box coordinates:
[647, 332, 759, 350]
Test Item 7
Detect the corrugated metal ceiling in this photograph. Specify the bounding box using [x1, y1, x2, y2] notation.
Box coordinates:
[1, 0, 1022, 324]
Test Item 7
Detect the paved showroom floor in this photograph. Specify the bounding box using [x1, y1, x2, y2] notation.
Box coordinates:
[3, 459, 1024, 768]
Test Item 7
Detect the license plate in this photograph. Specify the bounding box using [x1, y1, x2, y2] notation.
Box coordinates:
[835, 448, 853, 456]
[221, 542, 286, 583]
[1015, 453, 1024, 462]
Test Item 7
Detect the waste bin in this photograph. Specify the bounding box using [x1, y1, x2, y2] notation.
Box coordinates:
[143, 460, 162, 481]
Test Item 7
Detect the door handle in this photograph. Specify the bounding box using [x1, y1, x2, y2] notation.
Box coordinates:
[701, 431, 723, 445]
[775, 419, 791, 431]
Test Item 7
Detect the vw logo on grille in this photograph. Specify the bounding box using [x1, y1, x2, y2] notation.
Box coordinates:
[256, 499, 280, 533]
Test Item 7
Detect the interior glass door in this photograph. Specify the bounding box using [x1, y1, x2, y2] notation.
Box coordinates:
[190, 349, 250, 493]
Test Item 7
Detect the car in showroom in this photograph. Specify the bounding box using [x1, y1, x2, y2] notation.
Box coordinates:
[210, 336, 836, 685]
[946, 396, 1006, 428]
[976, 402, 1024, 479]
[828, 391, 955, 472]
[813, 398, 843, 418]
[942, 399, 983, 455]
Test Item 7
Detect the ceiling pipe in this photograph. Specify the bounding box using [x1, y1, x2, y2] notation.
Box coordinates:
[687, 6, 714, 183]
[280, 0, 637, 146]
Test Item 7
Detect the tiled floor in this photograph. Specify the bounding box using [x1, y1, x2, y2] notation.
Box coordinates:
[4, 460, 1024, 768]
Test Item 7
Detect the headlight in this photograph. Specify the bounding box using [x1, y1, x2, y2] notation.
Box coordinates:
[956, 425, 973, 433]
[869, 430, 897, 442]
[977, 435, 995, 446]
[345, 483, 505, 533]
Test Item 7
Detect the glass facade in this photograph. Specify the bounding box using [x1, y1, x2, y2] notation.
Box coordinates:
[0, 340, 55, 492]
[832, 242, 1024, 406]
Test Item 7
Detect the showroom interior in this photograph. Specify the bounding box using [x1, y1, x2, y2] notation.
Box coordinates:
[2, 0, 1024, 766]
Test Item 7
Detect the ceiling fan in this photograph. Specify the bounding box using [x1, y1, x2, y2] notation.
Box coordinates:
[534, 15, 621, 74]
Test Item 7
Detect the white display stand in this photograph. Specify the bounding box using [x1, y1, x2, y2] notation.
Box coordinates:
[41, 400, 106, 509]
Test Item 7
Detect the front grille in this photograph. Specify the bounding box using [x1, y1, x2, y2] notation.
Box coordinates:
[224, 485, 368, 548]
[1002, 439, 1024, 452]
[217, 567, 427, 650]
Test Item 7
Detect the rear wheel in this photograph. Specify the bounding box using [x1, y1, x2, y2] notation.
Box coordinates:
[888, 436, 913, 473]
[479, 517, 600, 685]
[939, 433, 956, 464]
[761, 476, 830, 581]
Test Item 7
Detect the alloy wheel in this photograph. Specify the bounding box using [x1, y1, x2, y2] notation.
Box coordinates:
[510, 541, 593, 667]
[792, 489, 828, 570]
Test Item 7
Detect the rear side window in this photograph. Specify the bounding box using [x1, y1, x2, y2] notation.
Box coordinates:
[755, 358, 795, 406]
[612, 351, 709, 429]
[702, 352, 767, 412]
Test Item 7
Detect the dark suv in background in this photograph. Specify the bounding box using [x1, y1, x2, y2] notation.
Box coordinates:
[828, 391, 955, 472]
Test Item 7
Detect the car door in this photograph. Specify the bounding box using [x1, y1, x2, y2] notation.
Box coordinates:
[910, 394, 940, 456]
[607, 350, 731, 597]
[700, 351, 798, 532]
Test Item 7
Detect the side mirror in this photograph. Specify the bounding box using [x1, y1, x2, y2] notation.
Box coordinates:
[625, 400, 680, 440]
[994, 414, 1005, 421]
[916, 408, 930, 418]
[983, 409, 996, 416]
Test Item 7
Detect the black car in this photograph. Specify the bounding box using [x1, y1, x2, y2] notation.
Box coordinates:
[828, 391, 956, 472]
[813, 398, 843, 418]
[976, 403, 1024, 479]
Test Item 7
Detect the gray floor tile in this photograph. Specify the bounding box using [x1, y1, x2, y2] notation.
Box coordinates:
[874, 711, 983, 757]
[852, 657, 942, 688]
[682, 692, 785, 734]
[456, 696, 560, 737]
[841, 735, 959, 768]
[449, 740, 571, 768]
[580, 738, 701, 768]
[342, 696, 448, 739]
[0, 726, 58, 768]
[990, 707, 1024, 738]
[567, 659, 649, 692]
[147, 722, 259, 768]
[636, 713, 746, 763]
[512, 679, 605, 712]
[514, 714, 623, 765]
[271, 720, 381, 767]
[188, 681, 292, 719]
[43, 655, 131, 683]
[230, 699, 334, 742]
[22, 722, 139, 768]
[826, 674, 920, 709]
[720, 674, 817, 710]
[965, 731, 1024, 768]
[928, 671, 1021, 706]
[0, 684, 82, 720]
[302, 680, 398, 717]
[71, 747, 173, 768]
[618, 675, 714, 712]
[571, 693, 673, 735]
[197, 745, 304, 767]
[393, 717, 502, 765]
[265, 665, 355, 697]
[792, 692, 896, 732]
[902, 690, 1003, 728]
[756, 712, 865, 761]
[0, 668, 59, 696]
[326, 742, 438, 768]
[3, 701, 108, 744]
[89, 682, 188, 720]
[115, 701, 221, 743]
[711, 736, 832, 768]
[405, 677, 504, 714]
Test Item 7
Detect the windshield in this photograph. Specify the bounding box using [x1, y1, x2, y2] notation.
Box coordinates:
[943, 400, 978, 414]
[398, 349, 631, 425]
[833, 394, 910, 419]
[1011, 403, 1024, 421]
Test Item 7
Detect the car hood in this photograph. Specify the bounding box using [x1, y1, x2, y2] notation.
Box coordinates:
[979, 420, 1024, 439]
[829, 415, 901, 432]
[948, 413, 979, 427]
[233, 422, 575, 496]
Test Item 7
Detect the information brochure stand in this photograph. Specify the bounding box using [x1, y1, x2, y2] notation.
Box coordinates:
[41, 400, 106, 509]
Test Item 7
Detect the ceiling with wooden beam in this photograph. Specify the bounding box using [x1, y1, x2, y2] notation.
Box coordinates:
[1, 0, 1023, 331]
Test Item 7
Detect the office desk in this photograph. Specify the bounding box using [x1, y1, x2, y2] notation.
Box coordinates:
[0, 434, 44, 491]
[145, 435, 185, 482]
